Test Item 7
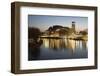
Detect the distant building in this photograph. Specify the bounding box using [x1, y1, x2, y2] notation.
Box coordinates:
[41, 21, 77, 38]
[72, 21, 76, 33]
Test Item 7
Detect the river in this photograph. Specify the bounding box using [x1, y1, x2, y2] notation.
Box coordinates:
[28, 38, 88, 60]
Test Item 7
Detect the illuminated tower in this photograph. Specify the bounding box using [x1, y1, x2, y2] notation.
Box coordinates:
[72, 21, 76, 33]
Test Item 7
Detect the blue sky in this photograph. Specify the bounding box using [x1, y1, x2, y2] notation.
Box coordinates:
[28, 15, 88, 32]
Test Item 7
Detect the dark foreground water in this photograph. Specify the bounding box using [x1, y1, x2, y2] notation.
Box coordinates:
[28, 38, 88, 60]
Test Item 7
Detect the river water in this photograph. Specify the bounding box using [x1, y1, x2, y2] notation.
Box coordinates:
[28, 38, 88, 60]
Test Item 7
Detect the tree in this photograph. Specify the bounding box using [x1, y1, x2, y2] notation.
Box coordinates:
[28, 27, 41, 40]
[79, 31, 87, 35]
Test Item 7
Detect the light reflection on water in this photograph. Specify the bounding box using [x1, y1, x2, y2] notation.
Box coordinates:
[28, 38, 88, 60]
[41, 38, 87, 52]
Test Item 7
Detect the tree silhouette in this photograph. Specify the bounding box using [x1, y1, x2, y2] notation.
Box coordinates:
[28, 27, 41, 41]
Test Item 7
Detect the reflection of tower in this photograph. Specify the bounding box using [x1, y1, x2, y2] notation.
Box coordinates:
[72, 21, 76, 33]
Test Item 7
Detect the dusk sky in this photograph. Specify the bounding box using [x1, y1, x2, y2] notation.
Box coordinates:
[28, 15, 88, 32]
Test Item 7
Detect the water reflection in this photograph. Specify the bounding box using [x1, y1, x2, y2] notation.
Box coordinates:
[28, 38, 88, 60]
[41, 38, 87, 51]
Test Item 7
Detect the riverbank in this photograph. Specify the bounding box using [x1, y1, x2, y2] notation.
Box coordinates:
[40, 36, 88, 41]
